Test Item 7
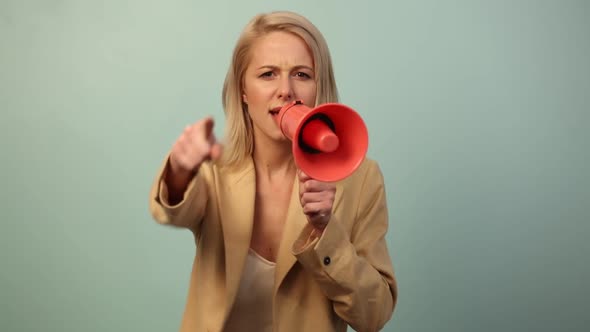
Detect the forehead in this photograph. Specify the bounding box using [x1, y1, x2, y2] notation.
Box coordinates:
[248, 31, 314, 68]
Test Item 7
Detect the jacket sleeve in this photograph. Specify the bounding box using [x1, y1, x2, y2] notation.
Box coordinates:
[148, 154, 211, 233]
[292, 160, 397, 332]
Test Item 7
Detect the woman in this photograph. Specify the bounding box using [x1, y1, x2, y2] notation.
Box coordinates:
[149, 10, 397, 332]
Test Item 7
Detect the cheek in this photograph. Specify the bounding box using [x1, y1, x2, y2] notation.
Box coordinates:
[302, 84, 317, 104]
[292, 81, 313, 96]
[243, 84, 270, 104]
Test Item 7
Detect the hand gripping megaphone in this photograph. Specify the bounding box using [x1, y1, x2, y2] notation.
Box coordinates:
[273, 100, 369, 182]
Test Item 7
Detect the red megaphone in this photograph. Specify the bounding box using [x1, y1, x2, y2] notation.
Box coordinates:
[274, 100, 369, 182]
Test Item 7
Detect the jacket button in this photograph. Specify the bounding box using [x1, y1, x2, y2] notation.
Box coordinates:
[323, 256, 331, 266]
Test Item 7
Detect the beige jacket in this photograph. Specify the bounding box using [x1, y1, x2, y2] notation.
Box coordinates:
[149, 155, 397, 332]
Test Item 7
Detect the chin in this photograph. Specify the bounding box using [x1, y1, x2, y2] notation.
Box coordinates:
[271, 131, 290, 143]
[267, 121, 288, 141]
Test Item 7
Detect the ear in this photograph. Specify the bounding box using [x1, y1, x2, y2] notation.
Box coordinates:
[242, 93, 248, 104]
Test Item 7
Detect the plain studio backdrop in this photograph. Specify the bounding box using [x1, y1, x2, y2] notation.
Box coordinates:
[1, 1, 588, 331]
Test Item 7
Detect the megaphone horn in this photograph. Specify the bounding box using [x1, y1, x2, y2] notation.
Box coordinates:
[274, 100, 369, 182]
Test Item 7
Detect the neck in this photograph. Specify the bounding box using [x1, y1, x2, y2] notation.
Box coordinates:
[252, 137, 296, 182]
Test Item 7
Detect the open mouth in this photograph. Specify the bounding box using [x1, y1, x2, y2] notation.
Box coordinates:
[269, 106, 282, 117]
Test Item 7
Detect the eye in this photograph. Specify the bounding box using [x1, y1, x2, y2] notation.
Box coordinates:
[295, 72, 312, 79]
[259, 71, 274, 78]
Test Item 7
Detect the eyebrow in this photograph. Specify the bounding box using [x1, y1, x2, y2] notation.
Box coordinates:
[256, 65, 314, 71]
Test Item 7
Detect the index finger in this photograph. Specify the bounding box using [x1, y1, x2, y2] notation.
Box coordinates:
[201, 116, 215, 137]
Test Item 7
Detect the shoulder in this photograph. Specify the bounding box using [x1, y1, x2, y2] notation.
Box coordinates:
[338, 157, 384, 189]
[199, 158, 255, 185]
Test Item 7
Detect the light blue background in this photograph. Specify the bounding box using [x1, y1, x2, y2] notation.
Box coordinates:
[1, 0, 588, 331]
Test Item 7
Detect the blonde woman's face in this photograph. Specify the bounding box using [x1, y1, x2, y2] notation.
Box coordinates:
[242, 31, 317, 143]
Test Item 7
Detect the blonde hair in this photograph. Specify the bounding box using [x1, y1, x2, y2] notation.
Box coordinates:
[220, 11, 339, 168]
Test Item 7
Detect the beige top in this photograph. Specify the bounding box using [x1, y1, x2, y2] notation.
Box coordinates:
[223, 248, 276, 332]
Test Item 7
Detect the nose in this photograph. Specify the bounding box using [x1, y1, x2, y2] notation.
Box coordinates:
[277, 76, 293, 101]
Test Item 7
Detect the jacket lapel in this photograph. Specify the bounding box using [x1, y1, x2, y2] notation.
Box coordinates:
[218, 158, 256, 316]
[274, 176, 306, 291]
[274, 177, 345, 292]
